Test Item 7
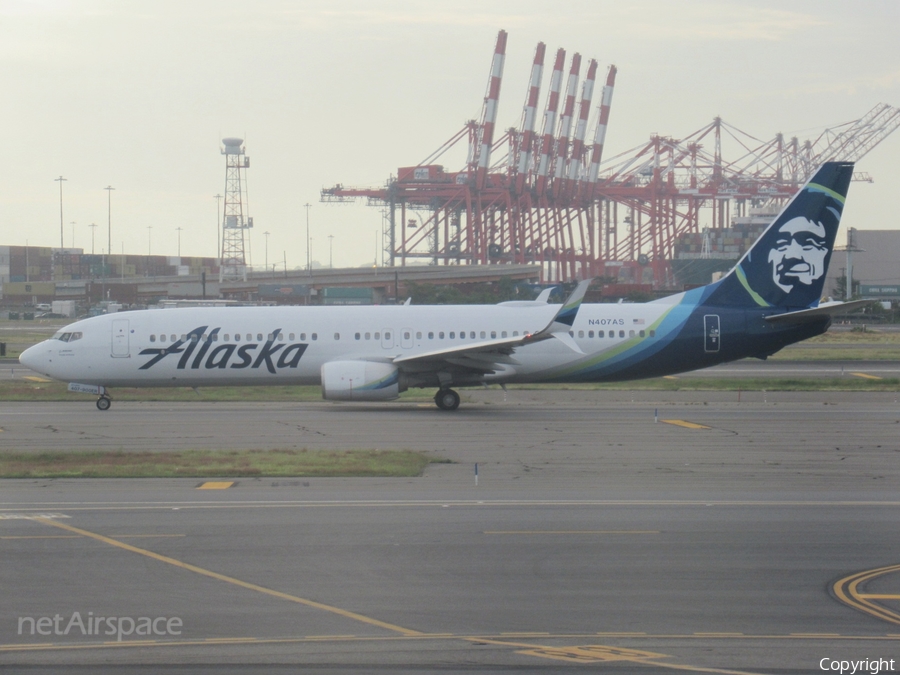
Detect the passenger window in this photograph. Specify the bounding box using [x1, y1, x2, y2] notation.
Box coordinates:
[501, 331, 507, 338]
[181, 334, 187, 341]
[439, 332, 445, 339]
[278, 333, 285, 341]
[578, 330, 584, 338]
[449, 332, 455, 339]
[649, 330, 656, 338]
[365, 332, 371, 340]
[312, 333, 318, 341]
[374, 332, 380, 340]
[428, 332, 434, 339]
[416, 332, 422, 339]
[221, 334, 227, 342]
[588, 330, 594, 338]
[191, 334, 199, 343]
[150, 335, 156, 343]
[160, 334, 167, 342]
[480, 331, 486, 339]
[234, 334, 240, 342]
[257, 333, 263, 341]
[513, 331, 518, 337]
[639, 330, 645, 337]
[598, 330, 604, 338]
[334, 333, 340, 340]
[289, 333, 294, 341]
[403, 331, 410, 340]
[619, 330, 625, 338]
[355, 333, 361, 340]
[267, 333, 274, 341]
[491, 331, 496, 339]
[470, 331, 475, 339]
[384, 331, 391, 340]
[300, 333, 306, 341]
[629, 330, 635, 338]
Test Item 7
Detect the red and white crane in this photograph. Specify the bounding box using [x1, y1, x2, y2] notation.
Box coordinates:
[322, 31, 899, 285]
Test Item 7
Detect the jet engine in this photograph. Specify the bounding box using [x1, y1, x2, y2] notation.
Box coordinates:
[320, 360, 405, 401]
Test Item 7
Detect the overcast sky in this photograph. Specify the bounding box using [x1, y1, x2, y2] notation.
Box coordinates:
[1, 0, 897, 270]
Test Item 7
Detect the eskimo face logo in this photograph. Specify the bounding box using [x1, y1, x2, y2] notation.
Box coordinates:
[138, 326, 307, 374]
[767, 217, 828, 293]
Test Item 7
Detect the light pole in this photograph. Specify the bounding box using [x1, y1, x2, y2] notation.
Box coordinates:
[104, 186, 114, 257]
[176, 226, 183, 257]
[89, 223, 97, 255]
[304, 203, 311, 274]
[55, 176, 67, 248]
[263, 231, 270, 276]
[328, 234, 334, 268]
[70, 221, 76, 249]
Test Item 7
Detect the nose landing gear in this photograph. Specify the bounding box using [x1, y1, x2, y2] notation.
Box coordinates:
[96, 395, 111, 411]
[434, 388, 460, 411]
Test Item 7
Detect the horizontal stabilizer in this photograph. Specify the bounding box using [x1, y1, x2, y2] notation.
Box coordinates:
[763, 299, 873, 324]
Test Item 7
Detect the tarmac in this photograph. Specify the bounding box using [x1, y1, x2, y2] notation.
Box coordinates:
[1, 389, 900, 673]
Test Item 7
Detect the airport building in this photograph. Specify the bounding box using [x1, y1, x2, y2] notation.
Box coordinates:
[0, 244, 541, 311]
[824, 229, 900, 300]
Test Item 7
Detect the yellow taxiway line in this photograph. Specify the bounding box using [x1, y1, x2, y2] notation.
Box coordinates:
[662, 419, 711, 430]
[32, 516, 423, 637]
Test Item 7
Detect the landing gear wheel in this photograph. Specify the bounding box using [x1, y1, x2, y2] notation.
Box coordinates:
[434, 388, 460, 411]
[96, 396, 111, 411]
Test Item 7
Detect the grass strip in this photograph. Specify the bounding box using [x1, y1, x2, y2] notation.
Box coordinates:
[0, 449, 448, 479]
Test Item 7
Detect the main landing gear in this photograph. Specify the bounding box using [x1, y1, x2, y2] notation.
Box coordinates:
[96, 395, 111, 411]
[434, 388, 460, 411]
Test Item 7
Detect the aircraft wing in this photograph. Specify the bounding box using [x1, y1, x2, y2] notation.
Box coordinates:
[392, 280, 593, 375]
[763, 299, 873, 324]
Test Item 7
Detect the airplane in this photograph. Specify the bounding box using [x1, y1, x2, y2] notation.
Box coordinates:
[20, 161, 869, 412]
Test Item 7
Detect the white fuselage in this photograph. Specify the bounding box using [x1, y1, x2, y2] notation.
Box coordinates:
[21, 301, 676, 388]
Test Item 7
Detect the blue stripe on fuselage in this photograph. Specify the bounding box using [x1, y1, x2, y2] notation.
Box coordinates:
[535, 285, 717, 382]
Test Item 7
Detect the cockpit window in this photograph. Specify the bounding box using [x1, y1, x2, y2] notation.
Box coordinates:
[52, 331, 82, 342]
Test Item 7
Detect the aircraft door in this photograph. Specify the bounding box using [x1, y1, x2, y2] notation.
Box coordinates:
[381, 329, 394, 349]
[400, 327, 413, 349]
[703, 314, 720, 353]
[111, 319, 130, 358]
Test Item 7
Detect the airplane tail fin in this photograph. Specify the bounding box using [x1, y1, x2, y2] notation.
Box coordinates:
[708, 161, 854, 310]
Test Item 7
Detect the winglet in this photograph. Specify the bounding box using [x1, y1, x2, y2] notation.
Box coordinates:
[534, 287, 555, 304]
[526, 279, 593, 353]
[548, 279, 593, 330]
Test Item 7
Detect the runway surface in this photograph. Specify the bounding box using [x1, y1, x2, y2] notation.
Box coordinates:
[2, 391, 900, 673]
